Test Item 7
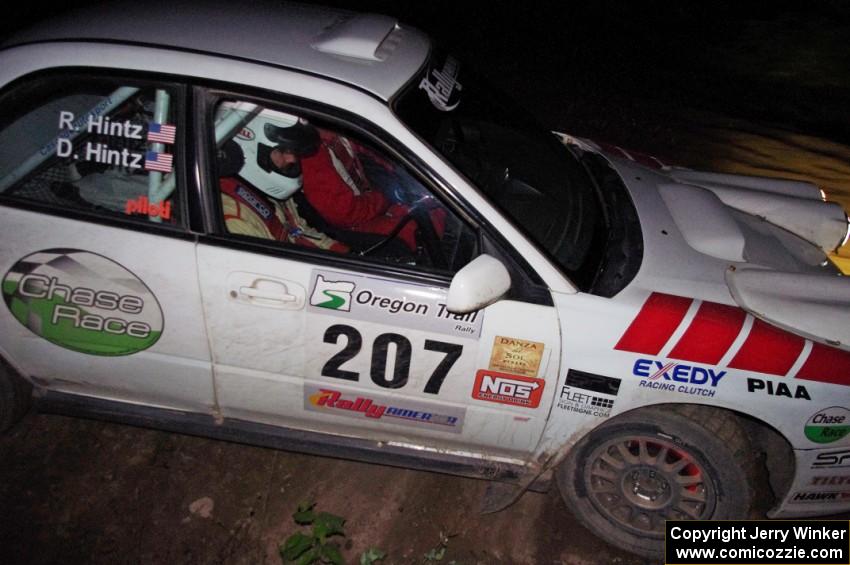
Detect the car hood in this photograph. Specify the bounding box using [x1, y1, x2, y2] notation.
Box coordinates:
[559, 134, 850, 351]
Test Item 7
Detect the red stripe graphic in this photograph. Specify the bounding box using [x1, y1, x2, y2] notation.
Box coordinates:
[615, 293, 692, 355]
[728, 318, 805, 376]
[618, 293, 850, 387]
[668, 302, 746, 364]
[795, 343, 850, 386]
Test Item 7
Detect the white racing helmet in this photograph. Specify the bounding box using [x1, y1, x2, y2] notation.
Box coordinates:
[221, 104, 319, 199]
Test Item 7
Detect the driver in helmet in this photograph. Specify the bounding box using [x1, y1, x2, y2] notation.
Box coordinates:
[218, 106, 347, 253]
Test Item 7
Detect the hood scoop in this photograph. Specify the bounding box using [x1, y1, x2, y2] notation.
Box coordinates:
[658, 183, 745, 261]
[727, 267, 850, 351]
[669, 170, 849, 253]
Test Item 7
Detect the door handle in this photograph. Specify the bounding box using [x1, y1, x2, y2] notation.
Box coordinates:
[239, 285, 297, 303]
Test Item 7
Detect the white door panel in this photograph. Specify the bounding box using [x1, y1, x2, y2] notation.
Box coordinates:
[0, 208, 214, 411]
[198, 243, 561, 456]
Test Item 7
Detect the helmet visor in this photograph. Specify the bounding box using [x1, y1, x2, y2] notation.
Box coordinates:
[263, 120, 320, 157]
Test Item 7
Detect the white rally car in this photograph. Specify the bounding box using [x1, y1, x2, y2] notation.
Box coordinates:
[0, 2, 848, 559]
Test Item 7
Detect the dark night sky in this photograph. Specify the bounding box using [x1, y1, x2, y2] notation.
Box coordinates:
[4, 1, 850, 147]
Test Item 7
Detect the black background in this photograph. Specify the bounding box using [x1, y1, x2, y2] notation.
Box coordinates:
[4, 0, 850, 156]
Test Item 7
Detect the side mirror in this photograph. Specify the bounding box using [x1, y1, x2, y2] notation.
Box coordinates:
[446, 254, 511, 313]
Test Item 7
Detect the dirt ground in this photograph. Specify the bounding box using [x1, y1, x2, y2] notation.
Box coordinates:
[0, 412, 648, 565]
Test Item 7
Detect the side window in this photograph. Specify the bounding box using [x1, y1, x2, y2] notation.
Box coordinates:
[211, 99, 478, 273]
[0, 75, 182, 226]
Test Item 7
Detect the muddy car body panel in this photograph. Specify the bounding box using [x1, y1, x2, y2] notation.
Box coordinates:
[0, 1, 849, 556]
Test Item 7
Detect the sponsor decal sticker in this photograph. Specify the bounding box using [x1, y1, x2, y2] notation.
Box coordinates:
[557, 370, 620, 417]
[747, 378, 811, 400]
[789, 491, 850, 503]
[311, 275, 354, 311]
[812, 449, 850, 469]
[488, 336, 544, 377]
[633, 358, 724, 397]
[805, 407, 850, 443]
[304, 385, 464, 433]
[308, 270, 483, 339]
[419, 55, 462, 111]
[471, 370, 544, 408]
[809, 475, 850, 486]
[2, 249, 163, 356]
[124, 195, 172, 220]
[237, 127, 255, 141]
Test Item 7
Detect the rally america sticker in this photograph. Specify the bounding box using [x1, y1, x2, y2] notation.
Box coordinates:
[805, 407, 850, 444]
[305, 385, 465, 433]
[2, 249, 163, 356]
[308, 270, 483, 339]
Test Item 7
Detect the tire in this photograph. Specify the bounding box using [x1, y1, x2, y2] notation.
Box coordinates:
[0, 361, 32, 433]
[556, 404, 757, 560]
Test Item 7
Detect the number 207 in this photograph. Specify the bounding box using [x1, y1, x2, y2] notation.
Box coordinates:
[321, 324, 463, 394]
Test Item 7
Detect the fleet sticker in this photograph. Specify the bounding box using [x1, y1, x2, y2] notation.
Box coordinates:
[308, 270, 483, 339]
[805, 407, 850, 443]
[419, 55, 462, 111]
[471, 370, 544, 408]
[812, 449, 850, 469]
[488, 336, 544, 377]
[305, 385, 464, 433]
[2, 249, 163, 356]
[789, 491, 850, 503]
[55, 110, 175, 173]
[557, 370, 621, 418]
[633, 358, 724, 397]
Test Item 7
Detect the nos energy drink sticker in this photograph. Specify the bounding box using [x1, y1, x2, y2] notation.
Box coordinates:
[2, 249, 163, 356]
[308, 270, 483, 339]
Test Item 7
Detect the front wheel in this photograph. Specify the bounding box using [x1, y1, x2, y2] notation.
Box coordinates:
[556, 405, 757, 560]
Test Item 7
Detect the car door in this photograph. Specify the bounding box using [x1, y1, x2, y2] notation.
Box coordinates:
[0, 72, 214, 412]
[195, 92, 561, 457]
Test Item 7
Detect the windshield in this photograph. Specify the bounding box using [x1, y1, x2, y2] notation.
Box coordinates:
[393, 51, 607, 290]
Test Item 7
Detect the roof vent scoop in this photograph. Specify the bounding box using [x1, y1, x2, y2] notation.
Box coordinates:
[311, 14, 400, 61]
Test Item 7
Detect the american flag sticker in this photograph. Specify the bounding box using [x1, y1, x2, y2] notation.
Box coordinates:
[144, 151, 173, 173]
[147, 122, 176, 144]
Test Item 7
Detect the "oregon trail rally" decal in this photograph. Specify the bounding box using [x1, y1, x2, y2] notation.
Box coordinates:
[2, 249, 163, 356]
[308, 270, 483, 339]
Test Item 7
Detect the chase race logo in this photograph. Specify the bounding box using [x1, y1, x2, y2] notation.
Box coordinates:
[2, 249, 163, 356]
[633, 358, 725, 397]
[805, 407, 850, 444]
[310, 275, 354, 311]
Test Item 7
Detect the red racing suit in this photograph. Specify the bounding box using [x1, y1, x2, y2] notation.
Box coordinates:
[301, 131, 436, 251]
